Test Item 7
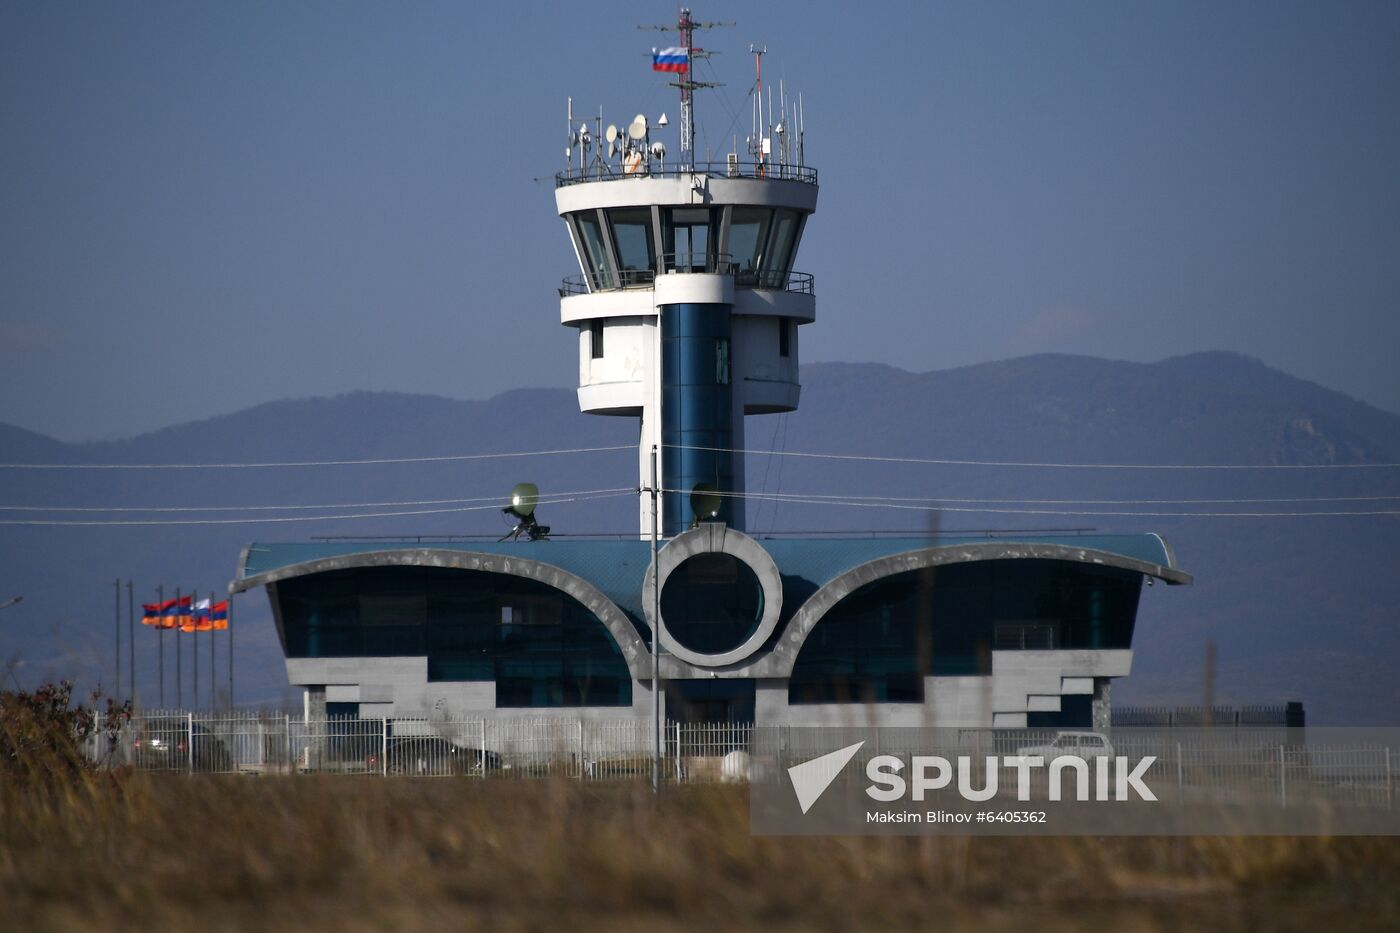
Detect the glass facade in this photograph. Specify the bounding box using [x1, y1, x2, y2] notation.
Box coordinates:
[276, 566, 631, 707]
[664, 207, 716, 272]
[661, 302, 734, 533]
[660, 553, 765, 654]
[569, 206, 808, 290]
[789, 560, 1143, 705]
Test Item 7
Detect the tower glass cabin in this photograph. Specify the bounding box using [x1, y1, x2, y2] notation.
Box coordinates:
[555, 163, 817, 536]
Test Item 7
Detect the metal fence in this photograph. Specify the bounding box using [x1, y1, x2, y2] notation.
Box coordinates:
[84, 714, 1396, 808]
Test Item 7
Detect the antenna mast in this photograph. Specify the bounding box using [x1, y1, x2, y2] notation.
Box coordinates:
[639, 7, 730, 168]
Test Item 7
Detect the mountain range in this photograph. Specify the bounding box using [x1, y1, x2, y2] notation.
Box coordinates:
[2, 351, 1397, 723]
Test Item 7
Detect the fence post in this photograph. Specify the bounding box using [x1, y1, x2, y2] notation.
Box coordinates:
[1279, 745, 1287, 809]
[286, 713, 293, 775]
[1176, 742, 1184, 806]
[1377, 739, 1388, 806]
[381, 718, 388, 777]
[673, 721, 682, 782]
[187, 712, 195, 774]
[480, 719, 488, 777]
[577, 719, 585, 780]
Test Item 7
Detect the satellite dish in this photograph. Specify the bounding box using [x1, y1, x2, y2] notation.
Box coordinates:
[501, 483, 550, 541]
[605, 124, 618, 143]
[580, 129, 591, 146]
[657, 113, 669, 127]
[690, 483, 722, 524]
[506, 483, 538, 518]
[628, 114, 647, 140]
[608, 140, 616, 159]
[650, 141, 666, 158]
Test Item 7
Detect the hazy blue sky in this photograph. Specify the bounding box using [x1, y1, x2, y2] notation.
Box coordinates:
[2, 1, 1397, 441]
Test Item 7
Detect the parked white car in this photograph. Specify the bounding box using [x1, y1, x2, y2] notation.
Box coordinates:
[1015, 731, 1115, 760]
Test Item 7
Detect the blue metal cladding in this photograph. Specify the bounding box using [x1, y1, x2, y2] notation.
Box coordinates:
[660, 302, 734, 534]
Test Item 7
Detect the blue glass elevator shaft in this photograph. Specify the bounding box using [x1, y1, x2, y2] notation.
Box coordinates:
[660, 302, 734, 535]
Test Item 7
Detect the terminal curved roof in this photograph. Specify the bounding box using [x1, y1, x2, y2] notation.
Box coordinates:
[234, 532, 1190, 633]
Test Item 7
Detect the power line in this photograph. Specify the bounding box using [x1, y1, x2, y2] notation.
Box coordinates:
[680, 490, 1400, 506]
[0, 487, 635, 513]
[0, 444, 633, 471]
[663, 489, 1400, 519]
[0, 491, 634, 527]
[691, 444, 1400, 471]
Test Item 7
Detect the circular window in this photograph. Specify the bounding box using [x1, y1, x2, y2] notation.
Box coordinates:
[659, 553, 765, 655]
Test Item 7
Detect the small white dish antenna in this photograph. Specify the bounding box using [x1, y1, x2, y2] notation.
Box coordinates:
[608, 140, 616, 158]
[628, 114, 647, 140]
[605, 124, 618, 143]
[650, 141, 666, 158]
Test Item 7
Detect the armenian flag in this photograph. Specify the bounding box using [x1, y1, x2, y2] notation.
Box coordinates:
[652, 47, 689, 73]
[141, 599, 176, 626]
[210, 600, 230, 631]
[162, 596, 192, 630]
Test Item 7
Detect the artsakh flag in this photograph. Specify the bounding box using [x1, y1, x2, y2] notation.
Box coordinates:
[210, 600, 229, 631]
[652, 47, 689, 73]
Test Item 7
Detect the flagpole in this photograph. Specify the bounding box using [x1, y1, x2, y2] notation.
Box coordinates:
[114, 578, 121, 702]
[127, 580, 136, 708]
[209, 590, 216, 710]
[228, 593, 235, 710]
[157, 584, 165, 707]
[192, 590, 199, 710]
[175, 586, 182, 709]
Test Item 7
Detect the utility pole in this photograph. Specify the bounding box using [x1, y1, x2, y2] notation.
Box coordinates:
[649, 445, 662, 793]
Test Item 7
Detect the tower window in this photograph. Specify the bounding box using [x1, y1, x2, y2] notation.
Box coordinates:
[778, 319, 791, 358]
[589, 320, 604, 359]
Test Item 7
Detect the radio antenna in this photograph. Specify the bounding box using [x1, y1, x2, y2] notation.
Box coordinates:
[639, 8, 731, 168]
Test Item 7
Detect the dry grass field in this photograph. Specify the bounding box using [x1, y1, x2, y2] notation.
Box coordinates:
[3, 687, 1398, 931]
[4, 772, 1399, 932]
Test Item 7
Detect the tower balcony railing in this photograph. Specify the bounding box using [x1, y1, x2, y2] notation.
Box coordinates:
[559, 264, 814, 297]
[555, 160, 818, 188]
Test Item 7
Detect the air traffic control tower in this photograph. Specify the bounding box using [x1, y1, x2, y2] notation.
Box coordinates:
[233, 14, 1191, 731]
[554, 42, 815, 537]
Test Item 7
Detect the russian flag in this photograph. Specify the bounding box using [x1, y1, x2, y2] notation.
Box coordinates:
[652, 47, 689, 73]
[190, 598, 213, 632]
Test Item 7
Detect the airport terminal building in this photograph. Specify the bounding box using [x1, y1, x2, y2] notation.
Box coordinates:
[230, 27, 1190, 729]
[232, 529, 1189, 729]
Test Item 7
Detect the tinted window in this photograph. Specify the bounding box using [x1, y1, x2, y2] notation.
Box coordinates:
[574, 212, 613, 289]
[661, 554, 764, 654]
[608, 208, 655, 284]
[728, 207, 772, 277]
[789, 560, 1143, 705]
[277, 566, 631, 707]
